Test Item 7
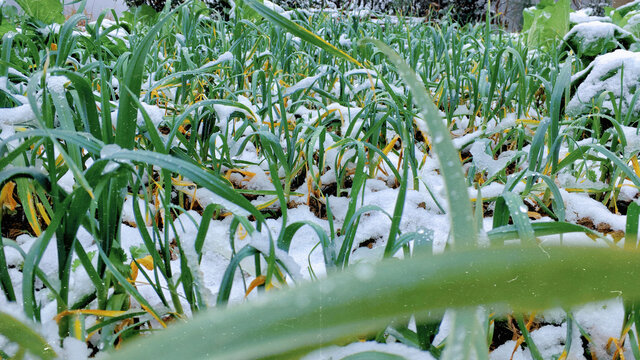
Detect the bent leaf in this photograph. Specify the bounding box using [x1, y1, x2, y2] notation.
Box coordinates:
[0, 181, 17, 211]
[113, 246, 640, 359]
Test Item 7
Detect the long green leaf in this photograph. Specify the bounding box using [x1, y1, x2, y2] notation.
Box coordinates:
[363, 38, 484, 357]
[113, 246, 640, 359]
[487, 221, 601, 243]
[363, 38, 476, 249]
[626, 202, 640, 249]
[115, 4, 185, 149]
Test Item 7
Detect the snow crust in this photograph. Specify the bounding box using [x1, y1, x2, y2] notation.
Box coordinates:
[0, 103, 36, 125]
[570, 8, 611, 24]
[567, 50, 640, 116]
[565, 21, 626, 44]
[199, 51, 234, 70]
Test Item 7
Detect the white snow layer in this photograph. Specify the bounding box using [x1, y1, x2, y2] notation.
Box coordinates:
[0, 103, 36, 125]
[199, 51, 234, 70]
[284, 73, 324, 97]
[561, 189, 625, 231]
[469, 139, 514, 176]
[570, 8, 611, 24]
[564, 21, 627, 44]
[567, 50, 640, 116]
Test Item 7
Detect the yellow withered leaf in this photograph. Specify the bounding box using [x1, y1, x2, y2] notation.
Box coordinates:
[245, 275, 266, 297]
[140, 303, 167, 329]
[36, 202, 51, 225]
[527, 211, 542, 220]
[632, 155, 640, 179]
[130, 255, 155, 282]
[0, 181, 17, 211]
[73, 315, 83, 340]
[23, 189, 42, 236]
[54, 309, 127, 323]
[236, 225, 248, 240]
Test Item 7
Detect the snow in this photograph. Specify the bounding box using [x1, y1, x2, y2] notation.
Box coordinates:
[100, 143, 126, 173]
[58, 169, 76, 193]
[0, 77, 27, 105]
[339, 33, 352, 47]
[452, 129, 482, 149]
[46, 75, 69, 93]
[170, 211, 205, 278]
[3, 242, 22, 268]
[0, 103, 36, 125]
[489, 299, 632, 359]
[344, 68, 377, 78]
[618, 180, 639, 201]
[212, 95, 259, 131]
[560, 189, 626, 231]
[0, 123, 14, 143]
[567, 50, 640, 116]
[16, 234, 58, 278]
[573, 299, 634, 359]
[187, 186, 251, 217]
[570, 8, 611, 24]
[469, 139, 514, 177]
[490, 322, 584, 359]
[62, 336, 90, 360]
[199, 51, 234, 70]
[38, 23, 61, 37]
[616, 0, 640, 15]
[529, 323, 583, 359]
[90, 18, 129, 39]
[283, 73, 324, 97]
[248, 230, 303, 280]
[122, 195, 154, 227]
[325, 103, 364, 137]
[564, 21, 633, 51]
[111, 102, 166, 128]
[349, 78, 405, 96]
[621, 125, 640, 156]
[556, 173, 608, 191]
[471, 181, 525, 199]
[138, 102, 166, 127]
[264, 0, 285, 13]
[114, 210, 248, 309]
[626, 12, 640, 28]
[0, 295, 55, 357]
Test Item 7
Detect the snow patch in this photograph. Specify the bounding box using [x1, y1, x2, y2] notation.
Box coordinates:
[568, 50, 640, 116]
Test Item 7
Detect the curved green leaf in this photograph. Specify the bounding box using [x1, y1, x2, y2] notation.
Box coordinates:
[112, 246, 640, 360]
